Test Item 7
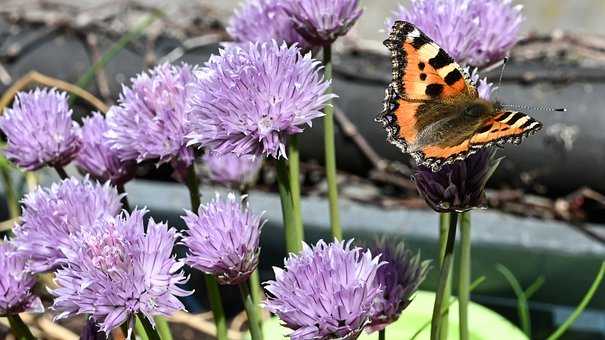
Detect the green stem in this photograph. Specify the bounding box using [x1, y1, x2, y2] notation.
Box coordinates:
[288, 135, 304, 246]
[70, 11, 161, 104]
[0, 165, 19, 219]
[185, 165, 201, 210]
[379, 329, 386, 340]
[276, 158, 299, 253]
[135, 317, 150, 340]
[137, 315, 161, 340]
[431, 213, 458, 340]
[7, 315, 35, 340]
[184, 164, 227, 340]
[458, 212, 471, 340]
[117, 183, 131, 211]
[54, 166, 69, 180]
[154, 317, 173, 340]
[438, 213, 451, 339]
[240, 281, 264, 340]
[249, 269, 264, 330]
[322, 44, 342, 240]
[546, 261, 605, 340]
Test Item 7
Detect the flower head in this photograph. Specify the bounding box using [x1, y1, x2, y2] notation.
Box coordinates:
[263, 239, 384, 339]
[76, 112, 136, 185]
[0, 241, 44, 316]
[413, 149, 501, 213]
[282, 0, 363, 46]
[367, 239, 430, 332]
[202, 152, 262, 187]
[0, 88, 79, 170]
[51, 209, 191, 335]
[12, 177, 122, 273]
[105, 63, 196, 168]
[187, 41, 334, 159]
[469, 68, 496, 100]
[387, 0, 523, 66]
[183, 193, 264, 285]
[228, 0, 310, 50]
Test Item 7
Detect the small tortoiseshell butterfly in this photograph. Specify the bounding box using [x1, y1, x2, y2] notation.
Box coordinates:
[376, 21, 543, 171]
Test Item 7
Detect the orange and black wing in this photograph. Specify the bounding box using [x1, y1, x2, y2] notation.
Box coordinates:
[377, 20, 477, 154]
[414, 111, 543, 171]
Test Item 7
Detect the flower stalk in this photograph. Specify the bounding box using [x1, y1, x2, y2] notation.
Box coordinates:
[0, 164, 19, 219]
[240, 281, 264, 340]
[288, 135, 304, 246]
[276, 158, 300, 253]
[54, 166, 69, 180]
[458, 211, 472, 340]
[322, 44, 342, 240]
[184, 164, 227, 340]
[7, 315, 35, 340]
[431, 213, 458, 340]
[137, 314, 161, 340]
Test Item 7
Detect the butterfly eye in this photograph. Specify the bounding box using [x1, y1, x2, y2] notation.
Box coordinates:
[463, 104, 485, 118]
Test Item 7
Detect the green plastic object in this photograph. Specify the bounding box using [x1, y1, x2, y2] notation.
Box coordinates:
[257, 291, 528, 340]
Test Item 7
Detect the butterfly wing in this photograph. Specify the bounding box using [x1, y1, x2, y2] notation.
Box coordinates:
[414, 111, 543, 171]
[377, 20, 478, 154]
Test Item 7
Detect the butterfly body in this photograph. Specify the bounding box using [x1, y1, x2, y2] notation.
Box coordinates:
[378, 21, 542, 171]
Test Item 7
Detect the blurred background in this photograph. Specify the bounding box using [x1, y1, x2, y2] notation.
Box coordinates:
[0, 0, 604, 339]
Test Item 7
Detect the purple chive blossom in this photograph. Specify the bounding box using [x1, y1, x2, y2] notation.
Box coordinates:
[228, 0, 310, 50]
[413, 148, 502, 213]
[469, 68, 495, 100]
[105, 63, 196, 169]
[386, 0, 524, 66]
[0, 241, 44, 316]
[0, 88, 79, 170]
[51, 209, 191, 335]
[202, 152, 262, 187]
[183, 193, 264, 285]
[367, 239, 430, 332]
[282, 0, 363, 46]
[76, 112, 136, 186]
[187, 41, 334, 159]
[263, 239, 384, 339]
[11, 177, 122, 273]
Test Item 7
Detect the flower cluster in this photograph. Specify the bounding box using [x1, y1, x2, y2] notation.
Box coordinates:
[0, 88, 80, 170]
[0, 242, 44, 316]
[367, 239, 430, 332]
[12, 177, 122, 273]
[187, 41, 334, 159]
[387, 0, 523, 66]
[51, 209, 190, 335]
[106, 63, 196, 168]
[413, 148, 502, 212]
[227, 0, 309, 49]
[183, 193, 264, 285]
[282, 0, 363, 46]
[264, 239, 384, 339]
[76, 112, 135, 185]
[202, 152, 262, 187]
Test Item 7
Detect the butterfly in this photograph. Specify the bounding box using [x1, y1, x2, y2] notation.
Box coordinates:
[376, 21, 542, 172]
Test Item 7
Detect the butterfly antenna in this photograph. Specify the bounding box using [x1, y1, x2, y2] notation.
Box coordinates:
[501, 103, 567, 112]
[497, 57, 508, 89]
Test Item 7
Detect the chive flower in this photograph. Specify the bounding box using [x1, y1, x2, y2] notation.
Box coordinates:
[51, 209, 191, 335]
[76, 112, 136, 185]
[0, 88, 79, 170]
[264, 239, 384, 339]
[182, 193, 265, 285]
[367, 239, 430, 332]
[187, 41, 334, 159]
[0, 242, 44, 316]
[282, 0, 363, 46]
[386, 0, 524, 66]
[413, 149, 502, 213]
[11, 177, 122, 273]
[105, 63, 196, 170]
[202, 152, 262, 188]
